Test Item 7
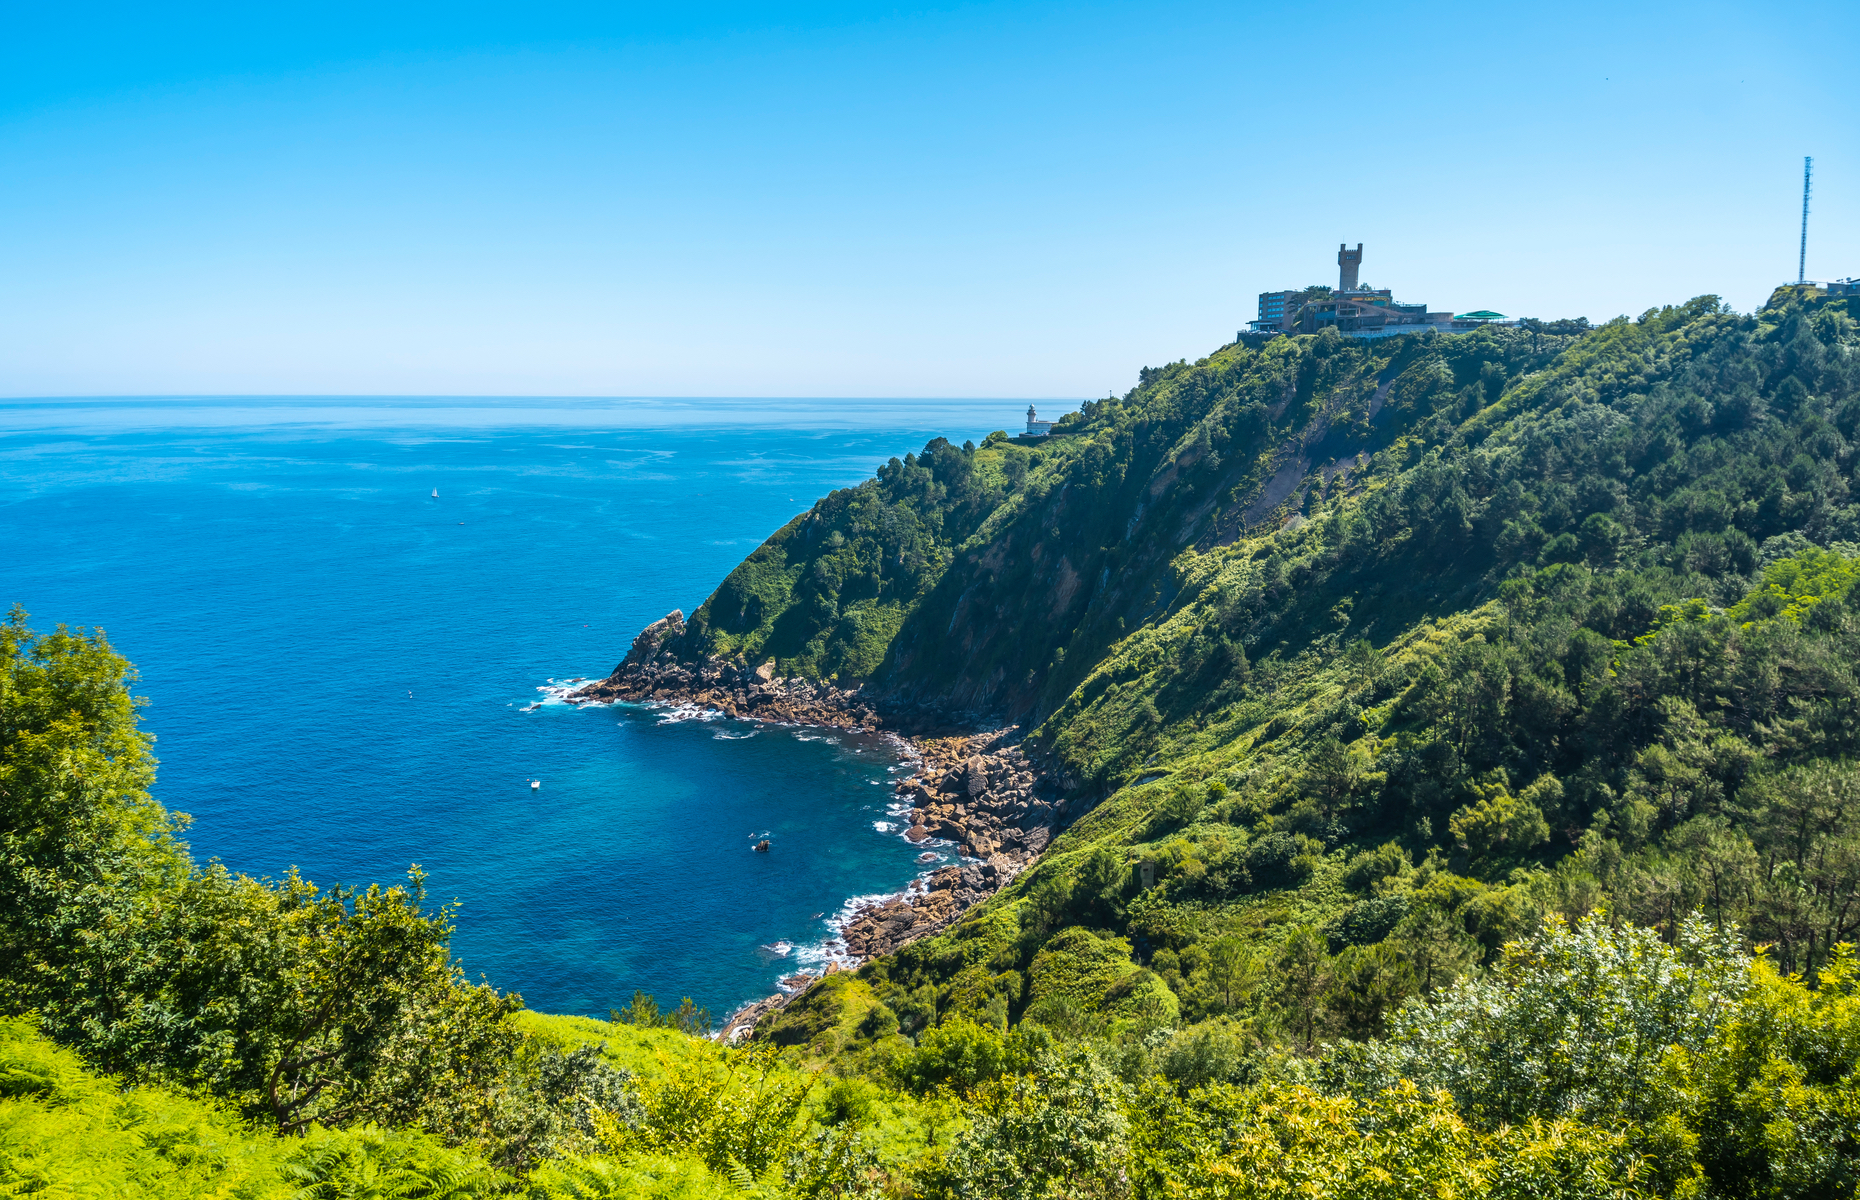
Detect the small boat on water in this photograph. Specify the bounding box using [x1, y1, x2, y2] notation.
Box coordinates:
[531, 779, 540, 790]
[431, 488, 438, 498]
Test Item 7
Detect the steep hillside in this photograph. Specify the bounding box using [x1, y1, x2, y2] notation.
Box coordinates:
[674, 290, 1860, 783]
[655, 284, 1860, 1198]
[739, 285, 1860, 1066]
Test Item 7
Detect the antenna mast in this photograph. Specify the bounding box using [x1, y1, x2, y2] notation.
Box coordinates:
[1799, 156, 1813, 285]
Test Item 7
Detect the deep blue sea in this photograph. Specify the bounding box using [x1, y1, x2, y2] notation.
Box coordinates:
[0, 396, 1027, 1020]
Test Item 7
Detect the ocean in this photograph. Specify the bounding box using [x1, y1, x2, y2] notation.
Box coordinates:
[0, 396, 1028, 1020]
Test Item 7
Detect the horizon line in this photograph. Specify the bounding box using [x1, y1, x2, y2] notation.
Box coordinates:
[0, 393, 1093, 404]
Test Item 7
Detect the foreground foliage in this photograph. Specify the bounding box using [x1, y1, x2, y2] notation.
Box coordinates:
[0, 1014, 500, 1199]
[10, 917, 1855, 1197]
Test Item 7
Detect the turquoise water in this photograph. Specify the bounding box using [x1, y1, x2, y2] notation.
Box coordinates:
[0, 397, 1021, 1018]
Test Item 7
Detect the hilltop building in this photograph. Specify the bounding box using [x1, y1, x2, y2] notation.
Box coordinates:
[1773, 278, 1857, 299]
[1025, 405, 1055, 436]
[1338, 242, 1363, 292]
[1247, 244, 1511, 339]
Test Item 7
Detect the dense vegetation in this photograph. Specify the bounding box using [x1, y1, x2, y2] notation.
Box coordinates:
[6, 286, 1858, 1196]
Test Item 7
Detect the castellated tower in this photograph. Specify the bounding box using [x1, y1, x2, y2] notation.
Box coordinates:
[1338, 243, 1363, 292]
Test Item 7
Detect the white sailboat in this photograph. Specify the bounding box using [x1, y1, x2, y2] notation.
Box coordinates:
[431, 488, 439, 499]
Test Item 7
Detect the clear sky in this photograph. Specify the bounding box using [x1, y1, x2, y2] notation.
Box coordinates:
[3, 1, 1855, 399]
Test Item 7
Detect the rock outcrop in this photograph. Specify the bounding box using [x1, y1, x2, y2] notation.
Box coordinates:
[622, 609, 687, 667]
[572, 640, 886, 731]
[572, 614, 1010, 737]
[717, 991, 790, 1043]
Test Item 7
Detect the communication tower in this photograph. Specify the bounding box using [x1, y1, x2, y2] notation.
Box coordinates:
[1799, 156, 1813, 285]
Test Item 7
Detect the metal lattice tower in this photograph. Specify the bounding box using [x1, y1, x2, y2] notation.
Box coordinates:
[1799, 156, 1813, 285]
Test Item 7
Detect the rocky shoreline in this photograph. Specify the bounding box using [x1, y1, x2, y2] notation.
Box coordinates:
[567, 610, 1072, 1040]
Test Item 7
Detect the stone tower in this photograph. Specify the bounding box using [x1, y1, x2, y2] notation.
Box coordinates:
[1338, 243, 1363, 292]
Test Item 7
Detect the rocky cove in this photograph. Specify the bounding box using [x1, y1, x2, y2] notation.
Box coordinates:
[567, 610, 1073, 1036]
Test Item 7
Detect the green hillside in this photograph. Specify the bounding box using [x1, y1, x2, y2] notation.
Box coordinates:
[6, 286, 1859, 1197]
[708, 285, 1860, 1190]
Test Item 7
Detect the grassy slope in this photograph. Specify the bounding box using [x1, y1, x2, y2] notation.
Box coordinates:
[0, 1015, 496, 1199]
[519, 1011, 955, 1179]
[1, 1010, 956, 1199]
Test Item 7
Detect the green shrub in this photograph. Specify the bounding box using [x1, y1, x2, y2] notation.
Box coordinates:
[921, 1048, 1129, 1200]
[1340, 841, 1412, 893]
[890, 1019, 1015, 1096]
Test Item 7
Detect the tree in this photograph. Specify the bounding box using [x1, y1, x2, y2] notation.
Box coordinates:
[1073, 847, 1128, 924]
[600, 1041, 810, 1183]
[1342, 638, 1385, 691]
[891, 1018, 1010, 1095]
[1020, 872, 1074, 941]
[1299, 738, 1358, 817]
[1273, 926, 1331, 1050]
[1390, 904, 1480, 996]
[1156, 786, 1202, 830]
[1204, 936, 1255, 1011]
[0, 609, 183, 1024]
[1324, 942, 1417, 1037]
[1741, 761, 1860, 979]
[1449, 787, 1551, 864]
[109, 864, 521, 1136]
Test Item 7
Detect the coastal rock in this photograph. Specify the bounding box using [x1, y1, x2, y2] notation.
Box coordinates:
[622, 610, 687, 667]
[718, 992, 788, 1043]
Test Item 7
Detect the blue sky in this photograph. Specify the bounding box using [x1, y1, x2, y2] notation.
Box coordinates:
[2, 1, 1855, 398]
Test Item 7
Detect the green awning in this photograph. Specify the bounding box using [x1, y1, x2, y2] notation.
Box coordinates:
[1456, 310, 1506, 320]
